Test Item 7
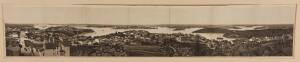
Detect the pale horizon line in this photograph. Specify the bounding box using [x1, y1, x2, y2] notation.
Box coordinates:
[4, 23, 294, 25]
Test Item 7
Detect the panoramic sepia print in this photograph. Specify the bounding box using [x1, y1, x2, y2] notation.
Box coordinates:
[4, 5, 295, 56]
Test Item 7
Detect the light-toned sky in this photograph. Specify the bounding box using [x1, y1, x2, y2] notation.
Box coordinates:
[3, 5, 296, 24]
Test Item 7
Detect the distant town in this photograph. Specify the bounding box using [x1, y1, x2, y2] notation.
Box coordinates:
[6, 24, 293, 56]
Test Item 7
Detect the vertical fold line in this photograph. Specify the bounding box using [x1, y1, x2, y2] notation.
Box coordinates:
[84, 6, 87, 24]
[42, 4, 45, 24]
[127, 7, 131, 25]
[210, 6, 215, 25]
[1, 4, 5, 24]
[292, 4, 297, 57]
[168, 7, 172, 34]
[169, 7, 171, 24]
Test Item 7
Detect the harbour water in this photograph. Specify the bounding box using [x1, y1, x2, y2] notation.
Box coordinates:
[75, 26, 235, 41]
